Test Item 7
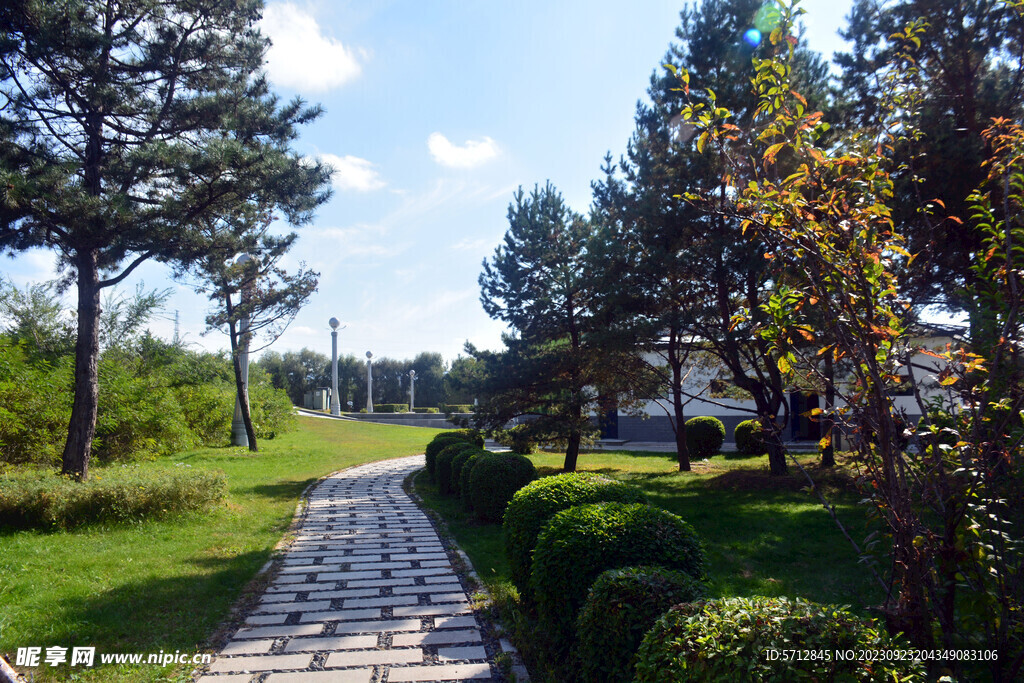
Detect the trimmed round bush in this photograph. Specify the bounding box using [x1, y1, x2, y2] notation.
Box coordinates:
[734, 419, 766, 456]
[634, 597, 925, 682]
[685, 416, 726, 459]
[531, 502, 704, 647]
[576, 566, 706, 683]
[447, 429, 485, 448]
[498, 425, 535, 454]
[503, 472, 648, 594]
[467, 453, 537, 523]
[435, 442, 477, 496]
[450, 447, 483, 496]
[425, 432, 476, 481]
[459, 452, 483, 510]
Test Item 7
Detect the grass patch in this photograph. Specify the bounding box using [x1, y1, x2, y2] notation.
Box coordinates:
[0, 416, 442, 681]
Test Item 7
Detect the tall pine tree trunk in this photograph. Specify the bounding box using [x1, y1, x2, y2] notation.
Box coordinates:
[226, 294, 258, 451]
[670, 352, 690, 471]
[62, 249, 102, 480]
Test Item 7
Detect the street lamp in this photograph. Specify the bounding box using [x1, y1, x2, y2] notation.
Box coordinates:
[365, 351, 374, 413]
[408, 369, 417, 412]
[329, 317, 341, 416]
[232, 253, 255, 447]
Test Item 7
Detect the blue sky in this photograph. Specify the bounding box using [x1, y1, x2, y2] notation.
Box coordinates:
[2, 0, 856, 363]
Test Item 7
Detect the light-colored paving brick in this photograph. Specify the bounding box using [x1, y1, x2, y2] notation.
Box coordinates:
[324, 648, 424, 667]
[234, 623, 324, 639]
[220, 639, 275, 655]
[264, 670, 373, 683]
[244, 614, 288, 626]
[255, 600, 332, 613]
[393, 603, 471, 617]
[283, 635, 377, 652]
[386, 663, 492, 681]
[434, 616, 479, 629]
[438, 645, 489, 661]
[328, 618, 422, 633]
[196, 675, 253, 683]
[298, 608, 381, 623]
[392, 629, 482, 647]
[207, 653, 313, 673]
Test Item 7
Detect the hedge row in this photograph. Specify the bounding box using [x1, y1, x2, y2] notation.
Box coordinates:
[0, 465, 227, 530]
[422, 431, 536, 523]
[374, 403, 409, 413]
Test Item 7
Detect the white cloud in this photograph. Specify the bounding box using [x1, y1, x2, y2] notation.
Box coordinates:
[319, 153, 386, 192]
[427, 133, 500, 168]
[450, 237, 494, 252]
[261, 3, 362, 92]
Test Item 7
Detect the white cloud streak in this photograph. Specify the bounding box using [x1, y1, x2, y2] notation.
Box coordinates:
[427, 133, 500, 168]
[318, 153, 386, 192]
[261, 3, 363, 92]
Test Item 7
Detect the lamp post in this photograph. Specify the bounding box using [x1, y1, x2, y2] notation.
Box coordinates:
[329, 317, 341, 416]
[408, 369, 416, 412]
[365, 351, 374, 413]
[231, 253, 254, 447]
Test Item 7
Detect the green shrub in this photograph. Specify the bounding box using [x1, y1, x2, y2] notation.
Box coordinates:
[425, 434, 473, 481]
[459, 452, 483, 510]
[436, 442, 477, 496]
[413, 407, 439, 413]
[247, 373, 297, 439]
[684, 416, 726, 459]
[531, 502, 704, 649]
[467, 453, 537, 523]
[450, 448, 483, 496]
[0, 342, 73, 466]
[374, 403, 409, 413]
[576, 566, 706, 683]
[440, 403, 474, 414]
[0, 465, 227, 530]
[447, 428, 485, 448]
[503, 472, 648, 594]
[634, 597, 925, 682]
[497, 424, 536, 454]
[734, 419, 766, 457]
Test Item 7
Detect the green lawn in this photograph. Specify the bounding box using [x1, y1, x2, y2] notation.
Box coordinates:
[415, 448, 882, 628]
[0, 416, 440, 682]
[415, 448, 884, 682]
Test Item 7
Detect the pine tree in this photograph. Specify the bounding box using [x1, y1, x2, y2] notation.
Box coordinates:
[0, 0, 330, 478]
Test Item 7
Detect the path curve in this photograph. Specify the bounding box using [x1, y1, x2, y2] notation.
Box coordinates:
[197, 456, 495, 682]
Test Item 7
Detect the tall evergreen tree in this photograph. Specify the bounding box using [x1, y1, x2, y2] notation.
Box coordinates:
[591, 0, 831, 474]
[0, 0, 330, 478]
[472, 183, 610, 472]
[834, 0, 1024, 324]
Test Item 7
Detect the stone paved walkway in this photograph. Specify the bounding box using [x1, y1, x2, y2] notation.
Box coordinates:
[197, 456, 496, 682]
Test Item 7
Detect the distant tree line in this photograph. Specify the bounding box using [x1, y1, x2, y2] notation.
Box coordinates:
[257, 349, 479, 411]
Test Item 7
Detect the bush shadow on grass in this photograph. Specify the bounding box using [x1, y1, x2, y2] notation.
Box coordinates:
[15, 549, 270, 679]
[238, 481, 311, 500]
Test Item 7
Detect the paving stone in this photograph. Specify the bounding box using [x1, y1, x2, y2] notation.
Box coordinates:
[244, 614, 288, 626]
[324, 648, 424, 667]
[418, 559, 453, 568]
[220, 639, 275, 655]
[391, 629, 482, 647]
[392, 583, 461, 595]
[329, 618, 422, 634]
[428, 593, 470, 603]
[317, 571, 381, 581]
[438, 645, 489, 661]
[347, 561, 412, 570]
[260, 593, 297, 603]
[298, 608, 381, 623]
[234, 623, 324, 639]
[385, 663, 492, 681]
[207, 653, 313, 673]
[305, 588, 380, 600]
[392, 567, 451, 578]
[424, 574, 460, 584]
[389, 553, 448, 561]
[264, 670, 373, 683]
[255, 600, 332, 613]
[343, 595, 418, 608]
[282, 635, 377, 652]
[345, 577, 415, 588]
[393, 603, 471, 617]
[434, 616, 479, 629]
[196, 675, 253, 683]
